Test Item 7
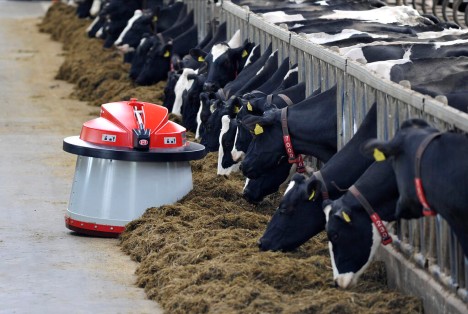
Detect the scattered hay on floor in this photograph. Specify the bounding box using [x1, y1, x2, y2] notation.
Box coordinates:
[40, 3, 423, 313]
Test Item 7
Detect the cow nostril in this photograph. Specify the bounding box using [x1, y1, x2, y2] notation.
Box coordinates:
[334, 280, 339, 288]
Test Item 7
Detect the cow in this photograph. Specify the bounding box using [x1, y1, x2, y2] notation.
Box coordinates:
[190, 31, 252, 92]
[242, 157, 294, 204]
[240, 85, 338, 179]
[181, 72, 207, 133]
[231, 81, 307, 169]
[114, 3, 188, 62]
[98, 0, 142, 48]
[324, 160, 398, 288]
[128, 9, 195, 82]
[199, 45, 275, 152]
[340, 39, 468, 63]
[365, 56, 468, 111]
[218, 79, 306, 176]
[135, 23, 198, 86]
[258, 103, 377, 251]
[362, 118, 468, 258]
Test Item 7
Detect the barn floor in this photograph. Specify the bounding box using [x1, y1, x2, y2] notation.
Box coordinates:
[0, 1, 162, 312]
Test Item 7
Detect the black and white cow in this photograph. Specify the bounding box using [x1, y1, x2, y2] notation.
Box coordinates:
[365, 56, 468, 111]
[99, 0, 142, 48]
[232, 81, 307, 169]
[199, 44, 274, 152]
[324, 160, 398, 288]
[190, 31, 251, 92]
[341, 40, 468, 63]
[240, 85, 338, 179]
[258, 103, 377, 251]
[135, 23, 198, 85]
[362, 118, 468, 258]
[114, 3, 188, 62]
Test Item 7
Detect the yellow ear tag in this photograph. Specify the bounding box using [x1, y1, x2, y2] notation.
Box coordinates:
[342, 211, 351, 223]
[163, 51, 170, 58]
[153, 16, 158, 22]
[373, 148, 386, 162]
[254, 124, 263, 135]
[308, 190, 315, 201]
[198, 56, 205, 62]
[247, 102, 253, 111]
[242, 50, 248, 58]
[234, 106, 240, 113]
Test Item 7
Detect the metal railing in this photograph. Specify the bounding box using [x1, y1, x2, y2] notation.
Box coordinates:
[184, 0, 468, 307]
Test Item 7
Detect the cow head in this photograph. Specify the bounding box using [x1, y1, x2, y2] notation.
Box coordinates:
[191, 40, 251, 92]
[129, 35, 155, 81]
[361, 118, 437, 219]
[115, 9, 155, 54]
[324, 198, 379, 289]
[181, 73, 206, 133]
[324, 160, 398, 289]
[218, 116, 240, 175]
[200, 98, 228, 152]
[135, 41, 172, 86]
[240, 109, 283, 179]
[258, 174, 326, 251]
[243, 158, 292, 204]
[163, 70, 181, 112]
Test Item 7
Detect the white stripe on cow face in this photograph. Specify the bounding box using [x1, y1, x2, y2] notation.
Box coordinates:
[115, 10, 142, 46]
[211, 43, 230, 63]
[90, 0, 101, 17]
[86, 15, 101, 33]
[227, 29, 242, 49]
[218, 115, 234, 175]
[331, 219, 382, 289]
[323, 204, 339, 280]
[195, 100, 203, 140]
[283, 67, 298, 80]
[96, 26, 104, 38]
[173, 68, 198, 115]
[231, 128, 244, 162]
[320, 6, 426, 26]
[284, 180, 296, 196]
[243, 178, 250, 192]
[244, 45, 259, 68]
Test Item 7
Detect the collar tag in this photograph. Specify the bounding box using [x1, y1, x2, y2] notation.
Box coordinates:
[370, 213, 392, 245]
[415, 178, 437, 216]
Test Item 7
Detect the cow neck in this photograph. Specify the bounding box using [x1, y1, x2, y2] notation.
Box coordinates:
[267, 94, 294, 107]
[284, 91, 337, 163]
[414, 132, 442, 217]
[348, 185, 393, 245]
[280, 106, 305, 173]
[313, 170, 329, 200]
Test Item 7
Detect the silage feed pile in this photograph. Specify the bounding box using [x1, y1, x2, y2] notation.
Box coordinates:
[40, 3, 423, 313]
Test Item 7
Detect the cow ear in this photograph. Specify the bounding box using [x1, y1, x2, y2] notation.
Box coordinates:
[335, 209, 352, 224]
[229, 44, 249, 60]
[361, 138, 401, 161]
[190, 48, 207, 62]
[306, 178, 321, 201]
[161, 44, 172, 58]
[241, 110, 277, 135]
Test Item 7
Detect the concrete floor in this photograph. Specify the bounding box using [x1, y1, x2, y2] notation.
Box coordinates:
[0, 1, 163, 313]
